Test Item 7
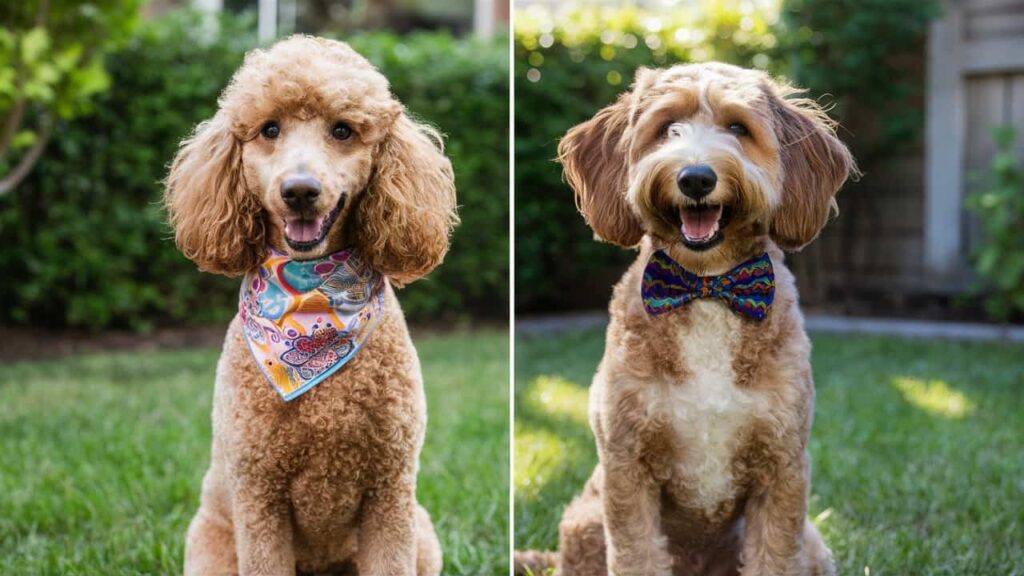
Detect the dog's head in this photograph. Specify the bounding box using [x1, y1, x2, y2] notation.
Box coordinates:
[558, 62, 855, 273]
[165, 36, 458, 286]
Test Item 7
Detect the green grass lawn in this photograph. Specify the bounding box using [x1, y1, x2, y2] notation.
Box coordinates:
[0, 328, 509, 576]
[515, 329, 1024, 575]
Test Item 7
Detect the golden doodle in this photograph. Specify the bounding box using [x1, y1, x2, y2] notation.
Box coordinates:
[165, 36, 457, 576]
[516, 62, 856, 576]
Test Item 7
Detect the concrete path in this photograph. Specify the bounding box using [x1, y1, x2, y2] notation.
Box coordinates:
[516, 311, 1024, 343]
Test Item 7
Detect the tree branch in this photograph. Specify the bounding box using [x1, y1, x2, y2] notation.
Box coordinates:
[36, 0, 49, 27]
[0, 116, 53, 196]
[0, 98, 27, 161]
[1, 0, 52, 188]
[0, 26, 29, 161]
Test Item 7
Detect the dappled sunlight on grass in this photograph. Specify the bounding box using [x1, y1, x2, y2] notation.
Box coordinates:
[891, 377, 974, 419]
[523, 374, 590, 426]
[519, 331, 1024, 570]
[514, 427, 577, 502]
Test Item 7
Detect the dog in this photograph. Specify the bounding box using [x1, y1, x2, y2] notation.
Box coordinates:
[164, 36, 458, 576]
[515, 62, 855, 576]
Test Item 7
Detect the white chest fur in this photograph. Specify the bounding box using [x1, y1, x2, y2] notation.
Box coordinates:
[641, 300, 762, 511]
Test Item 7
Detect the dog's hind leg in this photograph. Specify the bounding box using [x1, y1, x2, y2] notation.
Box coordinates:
[184, 466, 238, 576]
[415, 504, 442, 576]
[557, 477, 608, 576]
[801, 519, 835, 576]
[184, 506, 237, 576]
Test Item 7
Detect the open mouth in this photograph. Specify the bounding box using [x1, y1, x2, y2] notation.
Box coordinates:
[677, 203, 731, 251]
[283, 195, 345, 252]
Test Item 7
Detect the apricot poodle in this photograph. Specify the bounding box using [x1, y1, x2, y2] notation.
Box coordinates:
[165, 36, 457, 576]
[515, 63, 855, 576]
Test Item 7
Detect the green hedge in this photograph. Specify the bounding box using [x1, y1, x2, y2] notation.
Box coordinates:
[0, 11, 508, 330]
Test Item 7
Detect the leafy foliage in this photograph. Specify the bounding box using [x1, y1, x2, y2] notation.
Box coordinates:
[966, 127, 1024, 320]
[0, 11, 508, 329]
[0, 0, 142, 189]
[772, 0, 940, 155]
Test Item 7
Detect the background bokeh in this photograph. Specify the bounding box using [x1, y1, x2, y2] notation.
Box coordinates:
[514, 0, 1024, 322]
[0, 2, 509, 331]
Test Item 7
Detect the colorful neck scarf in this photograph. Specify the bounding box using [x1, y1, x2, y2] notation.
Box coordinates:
[641, 250, 775, 320]
[239, 248, 385, 400]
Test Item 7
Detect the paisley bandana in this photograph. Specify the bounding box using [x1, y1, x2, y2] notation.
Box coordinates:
[239, 248, 385, 400]
[641, 250, 775, 320]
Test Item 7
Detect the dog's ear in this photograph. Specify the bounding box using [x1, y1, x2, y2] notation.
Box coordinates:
[558, 91, 644, 248]
[353, 113, 458, 287]
[164, 113, 265, 276]
[767, 86, 856, 251]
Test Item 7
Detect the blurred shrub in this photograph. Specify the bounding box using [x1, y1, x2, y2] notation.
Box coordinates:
[0, 10, 508, 330]
[966, 127, 1024, 320]
[347, 32, 509, 322]
[514, 2, 777, 311]
[0, 11, 253, 331]
[773, 0, 940, 157]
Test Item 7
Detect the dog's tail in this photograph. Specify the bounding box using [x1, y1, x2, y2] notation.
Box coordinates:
[513, 550, 559, 575]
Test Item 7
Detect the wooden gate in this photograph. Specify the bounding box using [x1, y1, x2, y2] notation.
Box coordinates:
[926, 0, 1024, 287]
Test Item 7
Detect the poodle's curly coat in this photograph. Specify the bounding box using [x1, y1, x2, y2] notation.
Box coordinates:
[516, 63, 855, 576]
[165, 36, 457, 576]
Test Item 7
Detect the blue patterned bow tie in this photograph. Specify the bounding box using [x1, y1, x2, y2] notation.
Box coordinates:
[641, 250, 775, 320]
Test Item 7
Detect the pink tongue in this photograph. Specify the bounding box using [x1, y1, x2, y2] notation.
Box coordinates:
[680, 206, 722, 240]
[284, 216, 325, 243]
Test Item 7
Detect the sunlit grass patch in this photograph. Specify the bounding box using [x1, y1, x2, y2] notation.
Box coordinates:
[891, 376, 974, 419]
[514, 427, 576, 501]
[523, 374, 590, 425]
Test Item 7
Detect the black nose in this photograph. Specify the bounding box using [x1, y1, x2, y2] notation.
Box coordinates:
[677, 164, 717, 199]
[281, 175, 321, 210]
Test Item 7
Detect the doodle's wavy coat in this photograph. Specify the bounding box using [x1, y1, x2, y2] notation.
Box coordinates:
[516, 62, 855, 576]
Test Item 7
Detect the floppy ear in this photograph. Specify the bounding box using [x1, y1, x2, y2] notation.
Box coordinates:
[558, 92, 644, 248]
[164, 114, 265, 276]
[354, 114, 458, 287]
[767, 87, 856, 251]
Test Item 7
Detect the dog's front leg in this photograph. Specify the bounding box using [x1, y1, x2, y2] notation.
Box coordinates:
[355, 478, 418, 576]
[739, 456, 809, 576]
[233, 490, 295, 576]
[602, 463, 672, 576]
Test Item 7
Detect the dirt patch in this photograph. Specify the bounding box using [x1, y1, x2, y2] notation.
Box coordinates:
[0, 319, 510, 363]
[0, 324, 230, 363]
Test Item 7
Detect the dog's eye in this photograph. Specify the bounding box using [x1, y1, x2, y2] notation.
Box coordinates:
[261, 122, 280, 139]
[727, 122, 749, 137]
[332, 122, 353, 141]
